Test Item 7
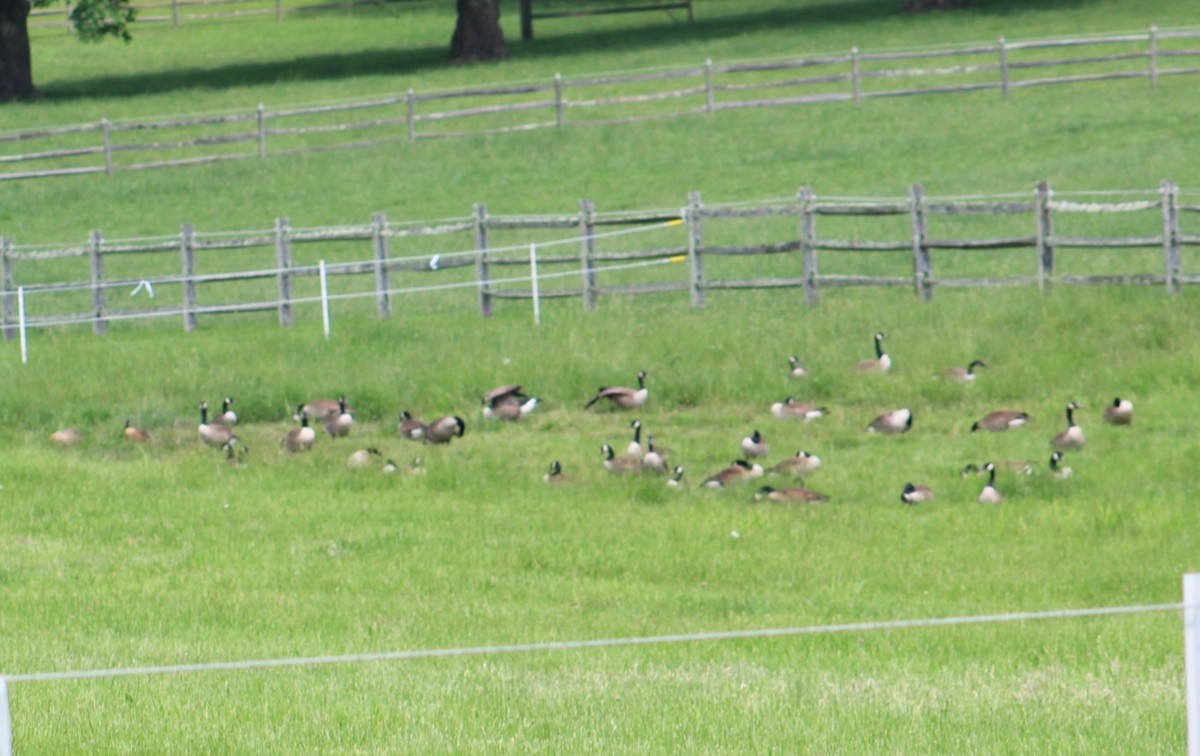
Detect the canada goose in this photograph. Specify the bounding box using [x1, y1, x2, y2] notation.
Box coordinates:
[398, 411, 426, 441]
[754, 485, 828, 503]
[769, 397, 827, 422]
[703, 460, 764, 488]
[381, 459, 399, 474]
[294, 398, 349, 424]
[198, 401, 235, 447]
[788, 355, 808, 378]
[1103, 397, 1134, 426]
[425, 416, 466, 445]
[740, 430, 769, 459]
[215, 396, 238, 426]
[123, 419, 149, 443]
[1051, 401, 1085, 451]
[853, 332, 891, 374]
[484, 396, 540, 421]
[770, 450, 822, 476]
[483, 384, 527, 406]
[626, 419, 644, 457]
[944, 360, 986, 382]
[971, 410, 1029, 432]
[408, 457, 426, 474]
[667, 465, 686, 488]
[49, 428, 83, 447]
[1049, 451, 1073, 480]
[347, 447, 382, 468]
[900, 482, 934, 505]
[601, 443, 641, 474]
[543, 460, 569, 484]
[867, 408, 913, 434]
[962, 460, 1035, 477]
[325, 396, 353, 438]
[977, 462, 1003, 504]
[283, 412, 316, 452]
[222, 438, 248, 466]
[641, 436, 667, 474]
[584, 370, 649, 410]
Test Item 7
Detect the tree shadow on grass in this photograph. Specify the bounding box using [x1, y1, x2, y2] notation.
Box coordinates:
[39, 0, 1106, 100]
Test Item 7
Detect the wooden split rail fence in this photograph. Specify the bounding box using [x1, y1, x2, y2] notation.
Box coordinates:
[3, 27, 1199, 182]
[1, 181, 1197, 340]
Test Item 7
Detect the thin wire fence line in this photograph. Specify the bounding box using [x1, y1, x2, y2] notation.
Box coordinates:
[3, 601, 1187, 684]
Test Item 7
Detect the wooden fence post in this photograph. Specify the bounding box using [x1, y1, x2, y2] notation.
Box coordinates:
[704, 59, 715, 115]
[181, 223, 197, 332]
[474, 203, 493, 318]
[257, 104, 267, 159]
[1149, 25, 1159, 88]
[519, 0, 533, 40]
[1, 237, 13, 341]
[275, 216, 294, 327]
[171, 0, 179, 27]
[372, 212, 392, 317]
[686, 191, 705, 308]
[1162, 179, 1180, 295]
[1036, 180, 1054, 292]
[910, 184, 932, 301]
[89, 230, 107, 335]
[799, 187, 818, 306]
[275, 0, 283, 21]
[579, 199, 598, 310]
[999, 37, 1010, 99]
[406, 89, 416, 142]
[101, 118, 114, 176]
[851, 47, 861, 106]
[554, 74, 565, 129]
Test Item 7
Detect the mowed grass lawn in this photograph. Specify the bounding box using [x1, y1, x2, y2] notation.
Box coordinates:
[2, 0, 1199, 751]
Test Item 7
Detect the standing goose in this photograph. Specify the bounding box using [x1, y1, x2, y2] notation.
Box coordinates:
[900, 482, 934, 504]
[788, 356, 808, 378]
[198, 401, 235, 448]
[770, 397, 827, 422]
[971, 410, 1030, 432]
[641, 435, 667, 474]
[1049, 451, 1073, 480]
[1102, 397, 1134, 426]
[123, 419, 150, 443]
[1050, 401, 1085, 451]
[977, 462, 1004, 504]
[666, 465, 686, 488]
[601, 443, 642, 474]
[215, 396, 238, 426]
[944, 360, 986, 382]
[853, 332, 891, 374]
[295, 398, 349, 424]
[770, 450, 822, 476]
[584, 370, 649, 410]
[325, 396, 353, 438]
[754, 485, 828, 503]
[398, 411, 426, 441]
[703, 460, 764, 488]
[425, 416, 466, 445]
[867, 408, 913, 435]
[740, 430, 769, 459]
[283, 412, 316, 453]
[626, 420, 644, 458]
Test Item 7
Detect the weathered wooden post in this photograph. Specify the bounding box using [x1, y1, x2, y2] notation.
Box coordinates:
[406, 89, 416, 142]
[101, 118, 114, 176]
[704, 59, 715, 115]
[554, 74, 565, 129]
[910, 184, 932, 301]
[89, 230, 107, 335]
[1162, 179, 1181, 295]
[850, 47, 861, 106]
[180, 223, 197, 332]
[999, 37, 1010, 99]
[275, 216, 294, 327]
[171, 0, 179, 27]
[686, 191, 705, 308]
[578, 199, 598, 310]
[275, 0, 283, 21]
[1149, 25, 1159, 89]
[1035, 180, 1054, 292]
[1, 237, 13, 341]
[473, 203, 493, 318]
[256, 104, 267, 159]
[372, 212, 392, 317]
[799, 187, 818, 306]
[519, 0, 533, 40]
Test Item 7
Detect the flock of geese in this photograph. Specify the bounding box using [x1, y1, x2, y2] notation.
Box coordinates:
[49, 332, 1135, 506]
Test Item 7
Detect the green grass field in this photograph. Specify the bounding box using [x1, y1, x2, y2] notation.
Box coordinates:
[2, 0, 1199, 751]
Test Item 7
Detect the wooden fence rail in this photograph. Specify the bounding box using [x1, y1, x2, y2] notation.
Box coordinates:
[4, 26, 1199, 182]
[1, 180, 1195, 340]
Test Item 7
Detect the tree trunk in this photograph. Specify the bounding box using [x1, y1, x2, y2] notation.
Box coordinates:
[449, 0, 506, 63]
[0, 0, 35, 101]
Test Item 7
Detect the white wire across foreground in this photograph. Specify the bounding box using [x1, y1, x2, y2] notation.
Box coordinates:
[2, 575, 1199, 756]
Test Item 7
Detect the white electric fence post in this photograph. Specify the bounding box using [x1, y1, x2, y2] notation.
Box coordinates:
[17, 287, 26, 365]
[0, 677, 12, 756]
[530, 243, 541, 325]
[1186, 572, 1200, 756]
[319, 259, 331, 341]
